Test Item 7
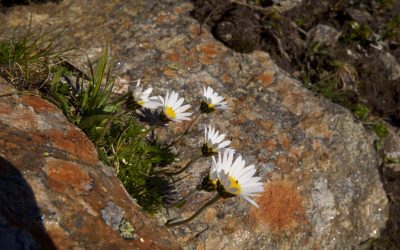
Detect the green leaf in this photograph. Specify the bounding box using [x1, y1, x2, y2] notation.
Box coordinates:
[79, 113, 114, 129]
[50, 69, 71, 115]
[91, 47, 108, 103]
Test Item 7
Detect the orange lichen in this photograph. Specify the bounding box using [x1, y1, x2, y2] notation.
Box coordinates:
[156, 12, 168, 23]
[251, 181, 306, 233]
[199, 43, 220, 65]
[0, 101, 13, 115]
[49, 129, 98, 165]
[166, 51, 180, 63]
[183, 58, 194, 69]
[256, 72, 273, 87]
[276, 79, 305, 115]
[199, 43, 217, 57]
[174, 6, 184, 14]
[19, 95, 59, 113]
[45, 158, 92, 194]
[222, 73, 232, 83]
[261, 139, 277, 153]
[163, 68, 177, 77]
[277, 133, 292, 151]
[257, 120, 274, 131]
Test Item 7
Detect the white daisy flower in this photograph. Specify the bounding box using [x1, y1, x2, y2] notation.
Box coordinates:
[201, 86, 228, 113]
[127, 79, 159, 109]
[202, 125, 232, 156]
[213, 150, 264, 207]
[158, 91, 192, 122]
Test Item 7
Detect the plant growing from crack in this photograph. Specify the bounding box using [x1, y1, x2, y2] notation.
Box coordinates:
[0, 29, 265, 222]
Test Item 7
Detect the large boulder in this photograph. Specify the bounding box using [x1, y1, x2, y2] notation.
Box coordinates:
[0, 0, 389, 248]
[0, 82, 180, 249]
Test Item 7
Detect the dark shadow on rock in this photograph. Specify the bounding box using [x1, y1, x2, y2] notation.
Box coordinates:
[1, 0, 61, 6]
[136, 108, 162, 126]
[373, 164, 400, 249]
[0, 157, 56, 250]
[1, 0, 62, 10]
[191, 1, 261, 54]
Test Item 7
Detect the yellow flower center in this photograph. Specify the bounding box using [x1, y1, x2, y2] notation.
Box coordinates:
[165, 106, 176, 119]
[208, 103, 214, 108]
[137, 100, 145, 105]
[228, 176, 241, 195]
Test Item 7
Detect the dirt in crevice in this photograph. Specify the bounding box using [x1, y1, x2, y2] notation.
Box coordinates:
[191, 0, 400, 126]
[191, 0, 400, 247]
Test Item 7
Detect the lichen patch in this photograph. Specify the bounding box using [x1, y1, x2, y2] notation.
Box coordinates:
[251, 181, 307, 233]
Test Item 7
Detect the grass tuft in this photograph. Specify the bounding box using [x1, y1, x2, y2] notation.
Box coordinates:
[0, 25, 70, 90]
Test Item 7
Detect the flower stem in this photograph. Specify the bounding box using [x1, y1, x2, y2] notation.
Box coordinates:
[165, 194, 220, 227]
[168, 113, 203, 147]
[167, 154, 203, 176]
[165, 188, 198, 208]
[152, 154, 203, 176]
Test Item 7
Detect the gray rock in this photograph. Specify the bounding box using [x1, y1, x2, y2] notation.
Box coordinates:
[272, 0, 303, 11]
[346, 8, 373, 23]
[379, 52, 400, 80]
[307, 24, 342, 47]
[382, 125, 400, 174]
[0, 0, 389, 249]
[100, 202, 125, 231]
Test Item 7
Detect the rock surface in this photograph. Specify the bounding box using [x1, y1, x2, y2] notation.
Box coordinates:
[0, 0, 390, 249]
[306, 24, 342, 47]
[379, 52, 400, 81]
[0, 82, 179, 249]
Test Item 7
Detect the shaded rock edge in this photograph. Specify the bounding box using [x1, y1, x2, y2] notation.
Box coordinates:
[0, 82, 180, 250]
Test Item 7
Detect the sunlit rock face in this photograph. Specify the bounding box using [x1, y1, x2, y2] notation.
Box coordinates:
[0, 82, 180, 249]
[0, 0, 389, 249]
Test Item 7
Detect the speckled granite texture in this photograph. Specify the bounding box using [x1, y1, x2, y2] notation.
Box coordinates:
[0, 0, 389, 249]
